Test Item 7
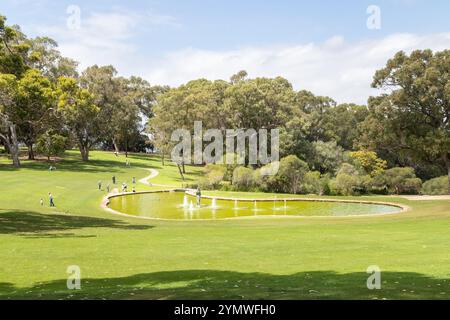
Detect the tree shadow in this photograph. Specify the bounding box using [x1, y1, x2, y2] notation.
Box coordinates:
[0, 269, 448, 300]
[0, 210, 154, 237]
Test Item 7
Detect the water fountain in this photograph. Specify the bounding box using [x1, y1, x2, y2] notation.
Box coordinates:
[211, 198, 217, 209]
[189, 201, 194, 211]
[284, 199, 287, 210]
[234, 199, 238, 210]
[183, 195, 189, 208]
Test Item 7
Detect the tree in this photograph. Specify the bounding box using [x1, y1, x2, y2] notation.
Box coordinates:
[350, 150, 387, 177]
[310, 140, 344, 174]
[364, 50, 450, 193]
[36, 130, 66, 160]
[0, 73, 20, 166]
[56, 77, 99, 161]
[14, 69, 53, 159]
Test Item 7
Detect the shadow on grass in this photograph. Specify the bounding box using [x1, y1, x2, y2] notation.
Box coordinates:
[0, 210, 153, 237]
[0, 269, 449, 300]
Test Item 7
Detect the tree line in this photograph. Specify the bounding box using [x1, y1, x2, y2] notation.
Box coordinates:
[1, 14, 449, 194]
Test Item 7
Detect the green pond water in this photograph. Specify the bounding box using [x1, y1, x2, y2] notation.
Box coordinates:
[108, 191, 401, 220]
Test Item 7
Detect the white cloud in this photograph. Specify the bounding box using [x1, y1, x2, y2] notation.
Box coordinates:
[30, 8, 450, 105]
[144, 33, 450, 104]
[31, 9, 180, 71]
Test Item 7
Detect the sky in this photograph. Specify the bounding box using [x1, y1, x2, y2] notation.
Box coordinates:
[1, 0, 450, 104]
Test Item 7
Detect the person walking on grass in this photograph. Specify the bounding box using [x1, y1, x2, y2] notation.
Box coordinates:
[49, 193, 55, 207]
[132, 177, 136, 184]
[98, 180, 102, 191]
[40, 198, 43, 206]
[106, 184, 110, 193]
[112, 175, 116, 184]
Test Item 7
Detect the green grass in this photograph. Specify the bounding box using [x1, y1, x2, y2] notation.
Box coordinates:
[1, 150, 450, 299]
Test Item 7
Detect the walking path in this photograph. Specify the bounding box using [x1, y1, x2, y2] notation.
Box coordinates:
[399, 195, 450, 201]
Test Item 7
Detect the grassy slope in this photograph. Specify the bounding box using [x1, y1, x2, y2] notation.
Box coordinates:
[0, 150, 450, 299]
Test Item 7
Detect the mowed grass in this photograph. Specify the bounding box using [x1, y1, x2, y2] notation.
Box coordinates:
[1, 150, 450, 299]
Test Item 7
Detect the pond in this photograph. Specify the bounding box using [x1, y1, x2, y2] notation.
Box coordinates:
[107, 191, 402, 220]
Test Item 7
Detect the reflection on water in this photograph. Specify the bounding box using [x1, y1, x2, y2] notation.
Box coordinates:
[108, 192, 400, 220]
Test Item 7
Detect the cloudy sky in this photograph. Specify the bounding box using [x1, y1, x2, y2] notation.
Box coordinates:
[1, 0, 450, 104]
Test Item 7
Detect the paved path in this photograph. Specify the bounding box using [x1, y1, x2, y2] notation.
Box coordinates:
[399, 195, 450, 201]
[138, 168, 179, 188]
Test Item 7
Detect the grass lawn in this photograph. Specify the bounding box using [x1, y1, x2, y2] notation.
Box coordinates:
[1, 150, 450, 299]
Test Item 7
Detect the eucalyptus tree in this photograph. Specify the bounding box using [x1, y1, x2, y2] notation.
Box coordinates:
[56, 77, 99, 161]
[360, 50, 450, 193]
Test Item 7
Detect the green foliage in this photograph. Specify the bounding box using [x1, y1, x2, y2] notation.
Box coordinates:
[232, 166, 255, 191]
[36, 131, 66, 160]
[198, 164, 226, 190]
[376, 167, 422, 195]
[422, 176, 448, 195]
[262, 155, 309, 194]
[301, 171, 330, 195]
[350, 150, 387, 177]
[361, 49, 450, 191]
[310, 140, 344, 173]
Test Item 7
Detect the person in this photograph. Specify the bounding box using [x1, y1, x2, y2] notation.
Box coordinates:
[49, 193, 55, 207]
[125, 160, 129, 167]
[124, 183, 128, 192]
[106, 184, 110, 193]
[196, 187, 202, 207]
[114, 151, 118, 157]
[132, 177, 136, 184]
[98, 181, 102, 191]
[40, 198, 44, 206]
[112, 176, 116, 184]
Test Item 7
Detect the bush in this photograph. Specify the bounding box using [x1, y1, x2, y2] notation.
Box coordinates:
[232, 166, 255, 191]
[302, 171, 329, 195]
[376, 167, 422, 195]
[263, 155, 309, 194]
[422, 176, 448, 195]
[198, 167, 226, 190]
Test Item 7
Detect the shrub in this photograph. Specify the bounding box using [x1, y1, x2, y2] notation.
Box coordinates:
[198, 168, 225, 190]
[376, 167, 422, 194]
[263, 155, 309, 194]
[232, 166, 255, 191]
[422, 176, 448, 195]
[302, 171, 329, 195]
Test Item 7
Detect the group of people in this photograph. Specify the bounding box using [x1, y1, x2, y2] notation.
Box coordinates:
[42, 158, 135, 208]
[98, 175, 137, 193]
[40, 193, 55, 207]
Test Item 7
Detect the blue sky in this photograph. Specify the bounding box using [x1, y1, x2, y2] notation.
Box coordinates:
[1, 0, 450, 103]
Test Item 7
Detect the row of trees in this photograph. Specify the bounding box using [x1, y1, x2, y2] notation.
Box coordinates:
[0, 15, 162, 165]
[149, 49, 450, 193]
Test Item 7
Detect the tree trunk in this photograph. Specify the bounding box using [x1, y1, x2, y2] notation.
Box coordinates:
[182, 161, 186, 174]
[177, 163, 185, 181]
[0, 118, 20, 167]
[112, 138, 120, 154]
[79, 144, 89, 161]
[9, 123, 20, 167]
[161, 152, 165, 166]
[27, 143, 34, 160]
[445, 153, 450, 195]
